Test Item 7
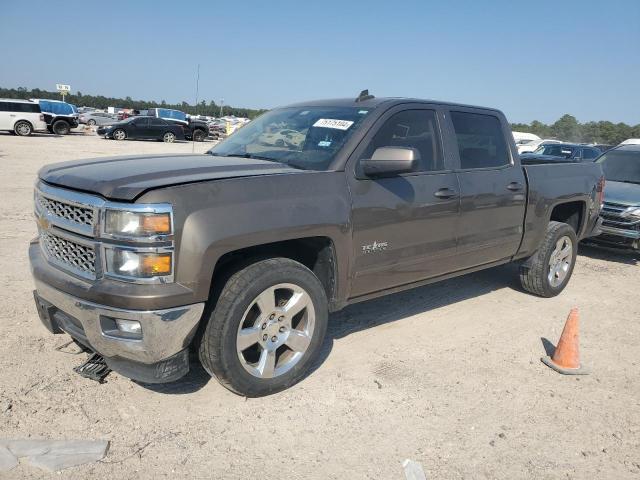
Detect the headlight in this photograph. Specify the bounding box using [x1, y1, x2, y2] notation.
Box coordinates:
[105, 209, 172, 238]
[104, 248, 172, 279]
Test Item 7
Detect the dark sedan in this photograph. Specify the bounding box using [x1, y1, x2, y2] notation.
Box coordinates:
[520, 143, 601, 163]
[98, 117, 185, 143]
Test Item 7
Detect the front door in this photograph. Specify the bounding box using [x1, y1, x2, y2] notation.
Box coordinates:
[347, 106, 460, 298]
[445, 109, 527, 269]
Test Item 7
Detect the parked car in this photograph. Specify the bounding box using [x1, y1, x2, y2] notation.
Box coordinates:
[30, 95, 604, 396]
[79, 111, 118, 126]
[618, 138, 640, 146]
[593, 144, 614, 152]
[97, 116, 185, 142]
[146, 108, 209, 141]
[589, 144, 640, 250]
[518, 139, 562, 154]
[520, 143, 601, 163]
[31, 99, 79, 135]
[0, 99, 47, 136]
[258, 128, 305, 148]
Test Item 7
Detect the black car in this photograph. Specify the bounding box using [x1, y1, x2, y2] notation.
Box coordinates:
[32, 99, 79, 135]
[146, 108, 209, 141]
[98, 116, 185, 143]
[590, 144, 640, 250]
[520, 143, 601, 163]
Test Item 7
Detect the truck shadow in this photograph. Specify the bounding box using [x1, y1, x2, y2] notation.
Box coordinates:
[579, 243, 639, 266]
[141, 263, 522, 395]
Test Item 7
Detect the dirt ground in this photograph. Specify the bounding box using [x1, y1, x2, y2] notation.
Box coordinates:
[0, 132, 639, 480]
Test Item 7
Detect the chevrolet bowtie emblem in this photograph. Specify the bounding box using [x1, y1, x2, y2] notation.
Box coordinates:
[37, 214, 50, 230]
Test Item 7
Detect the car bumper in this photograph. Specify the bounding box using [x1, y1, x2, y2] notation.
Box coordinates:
[32, 280, 204, 383]
[589, 224, 640, 250]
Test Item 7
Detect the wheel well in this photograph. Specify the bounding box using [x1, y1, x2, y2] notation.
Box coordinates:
[14, 119, 33, 128]
[210, 237, 337, 305]
[550, 201, 584, 233]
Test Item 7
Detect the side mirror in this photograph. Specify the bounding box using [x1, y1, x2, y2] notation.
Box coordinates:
[361, 147, 418, 177]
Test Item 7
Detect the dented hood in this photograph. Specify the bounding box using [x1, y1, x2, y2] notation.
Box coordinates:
[38, 154, 300, 201]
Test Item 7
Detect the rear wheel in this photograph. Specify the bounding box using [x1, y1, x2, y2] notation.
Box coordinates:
[520, 221, 578, 297]
[52, 119, 71, 135]
[192, 129, 206, 142]
[163, 132, 176, 143]
[112, 128, 126, 140]
[198, 258, 328, 397]
[14, 121, 32, 136]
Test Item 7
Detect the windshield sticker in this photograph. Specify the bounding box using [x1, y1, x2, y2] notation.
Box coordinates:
[358, 110, 368, 115]
[299, 110, 310, 115]
[313, 118, 354, 130]
[318, 140, 332, 147]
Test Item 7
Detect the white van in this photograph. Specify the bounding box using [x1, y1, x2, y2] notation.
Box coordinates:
[0, 99, 48, 136]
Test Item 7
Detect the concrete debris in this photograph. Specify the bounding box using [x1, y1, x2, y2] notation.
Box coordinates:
[0, 439, 109, 472]
[402, 459, 427, 480]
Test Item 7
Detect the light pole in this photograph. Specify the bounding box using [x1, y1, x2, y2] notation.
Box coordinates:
[219, 99, 224, 118]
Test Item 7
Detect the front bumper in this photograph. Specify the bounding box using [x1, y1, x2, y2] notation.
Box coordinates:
[33, 280, 204, 382]
[589, 224, 640, 250]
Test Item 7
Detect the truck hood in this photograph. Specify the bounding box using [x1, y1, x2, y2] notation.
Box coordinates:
[38, 154, 301, 201]
[604, 180, 640, 206]
[520, 153, 573, 164]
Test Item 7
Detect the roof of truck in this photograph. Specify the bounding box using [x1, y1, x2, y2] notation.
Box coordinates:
[282, 96, 503, 113]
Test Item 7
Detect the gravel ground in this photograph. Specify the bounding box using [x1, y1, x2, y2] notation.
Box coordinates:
[0, 132, 639, 479]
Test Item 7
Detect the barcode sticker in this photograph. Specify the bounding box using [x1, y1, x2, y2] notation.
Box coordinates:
[313, 119, 354, 130]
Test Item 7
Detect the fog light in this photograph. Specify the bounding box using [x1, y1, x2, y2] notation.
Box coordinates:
[115, 319, 142, 335]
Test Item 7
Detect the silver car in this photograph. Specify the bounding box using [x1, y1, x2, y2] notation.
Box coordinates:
[78, 111, 118, 126]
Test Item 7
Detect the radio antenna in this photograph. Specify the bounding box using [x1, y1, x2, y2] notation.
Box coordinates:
[192, 63, 200, 152]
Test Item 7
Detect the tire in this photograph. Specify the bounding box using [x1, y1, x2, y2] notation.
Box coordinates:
[519, 221, 578, 297]
[112, 129, 126, 141]
[163, 132, 176, 143]
[192, 129, 206, 142]
[14, 120, 32, 136]
[275, 139, 285, 147]
[198, 258, 328, 397]
[52, 120, 71, 135]
[87, 119, 96, 126]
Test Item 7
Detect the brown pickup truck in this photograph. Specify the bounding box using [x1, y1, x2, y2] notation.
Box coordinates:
[30, 94, 604, 396]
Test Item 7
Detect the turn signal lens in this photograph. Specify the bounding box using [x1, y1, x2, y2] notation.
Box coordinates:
[105, 249, 172, 279]
[142, 214, 171, 234]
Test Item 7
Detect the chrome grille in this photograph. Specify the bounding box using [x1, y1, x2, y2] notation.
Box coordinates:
[41, 231, 96, 278]
[37, 193, 95, 227]
[601, 202, 640, 230]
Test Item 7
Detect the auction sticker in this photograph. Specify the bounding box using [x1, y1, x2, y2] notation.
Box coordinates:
[313, 118, 354, 130]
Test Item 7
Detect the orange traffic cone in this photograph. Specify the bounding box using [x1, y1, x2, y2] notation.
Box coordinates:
[541, 307, 589, 375]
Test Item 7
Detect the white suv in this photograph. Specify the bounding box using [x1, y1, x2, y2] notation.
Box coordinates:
[0, 99, 48, 136]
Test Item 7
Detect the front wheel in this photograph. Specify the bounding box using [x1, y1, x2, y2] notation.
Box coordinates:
[14, 121, 32, 136]
[519, 221, 578, 297]
[163, 132, 176, 143]
[198, 258, 328, 397]
[87, 119, 97, 126]
[112, 129, 126, 140]
[52, 120, 71, 135]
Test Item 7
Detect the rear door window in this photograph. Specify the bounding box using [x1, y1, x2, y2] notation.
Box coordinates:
[450, 111, 511, 169]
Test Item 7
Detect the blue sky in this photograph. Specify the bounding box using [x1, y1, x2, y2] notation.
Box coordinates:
[1, 0, 638, 124]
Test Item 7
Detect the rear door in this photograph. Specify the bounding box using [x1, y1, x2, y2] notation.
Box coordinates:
[444, 109, 527, 269]
[149, 117, 168, 138]
[347, 105, 460, 297]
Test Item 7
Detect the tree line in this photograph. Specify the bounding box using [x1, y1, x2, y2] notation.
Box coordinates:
[511, 114, 640, 146]
[0, 87, 266, 119]
[2, 87, 638, 142]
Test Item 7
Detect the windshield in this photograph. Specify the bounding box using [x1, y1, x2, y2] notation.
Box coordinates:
[597, 149, 640, 184]
[532, 144, 576, 158]
[207, 106, 371, 170]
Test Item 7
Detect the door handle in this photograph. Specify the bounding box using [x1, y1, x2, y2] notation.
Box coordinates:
[507, 182, 523, 191]
[434, 188, 458, 199]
